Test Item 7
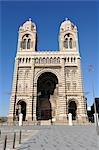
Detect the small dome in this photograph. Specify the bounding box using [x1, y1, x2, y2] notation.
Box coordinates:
[60, 18, 77, 32]
[20, 18, 36, 32]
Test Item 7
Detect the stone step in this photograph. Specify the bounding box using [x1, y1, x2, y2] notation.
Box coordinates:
[40, 120, 51, 125]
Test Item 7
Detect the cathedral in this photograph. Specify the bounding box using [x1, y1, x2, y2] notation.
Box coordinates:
[8, 18, 88, 125]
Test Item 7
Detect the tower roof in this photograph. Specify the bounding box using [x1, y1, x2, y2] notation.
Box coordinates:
[19, 18, 36, 32]
[60, 18, 77, 32]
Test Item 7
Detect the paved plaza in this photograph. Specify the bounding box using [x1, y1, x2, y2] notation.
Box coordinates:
[0, 125, 99, 150]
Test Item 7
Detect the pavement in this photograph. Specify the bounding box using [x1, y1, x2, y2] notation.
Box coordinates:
[0, 125, 99, 150]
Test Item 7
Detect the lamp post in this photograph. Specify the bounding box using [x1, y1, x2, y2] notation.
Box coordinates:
[89, 65, 98, 127]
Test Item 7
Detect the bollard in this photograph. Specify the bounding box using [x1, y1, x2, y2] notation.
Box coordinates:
[94, 113, 98, 126]
[19, 113, 23, 126]
[68, 113, 73, 126]
[13, 132, 16, 149]
[3, 135, 7, 150]
[19, 131, 22, 144]
[0, 130, 1, 137]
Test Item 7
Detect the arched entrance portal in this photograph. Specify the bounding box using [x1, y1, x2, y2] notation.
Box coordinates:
[36, 72, 58, 120]
[16, 101, 26, 121]
[68, 101, 77, 120]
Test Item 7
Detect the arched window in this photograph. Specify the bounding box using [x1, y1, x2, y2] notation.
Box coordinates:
[21, 34, 32, 50]
[43, 58, 46, 64]
[57, 57, 60, 63]
[50, 57, 53, 63]
[69, 38, 73, 49]
[22, 58, 25, 63]
[29, 58, 31, 62]
[54, 57, 57, 64]
[27, 39, 31, 49]
[74, 57, 76, 62]
[64, 38, 68, 48]
[26, 58, 28, 63]
[64, 33, 74, 49]
[67, 57, 69, 62]
[22, 39, 26, 49]
[19, 58, 21, 63]
[35, 58, 39, 63]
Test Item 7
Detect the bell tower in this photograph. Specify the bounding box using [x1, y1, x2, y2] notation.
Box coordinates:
[58, 19, 88, 123]
[8, 19, 37, 123]
[17, 18, 37, 52]
[59, 18, 79, 54]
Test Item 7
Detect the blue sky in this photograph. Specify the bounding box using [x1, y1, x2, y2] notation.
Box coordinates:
[0, 1, 99, 117]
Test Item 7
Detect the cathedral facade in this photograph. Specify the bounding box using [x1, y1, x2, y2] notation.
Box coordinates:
[8, 19, 88, 124]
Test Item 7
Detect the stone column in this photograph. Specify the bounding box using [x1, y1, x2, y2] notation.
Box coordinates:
[54, 84, 58, 119]
[26, 97, 32, 122]
[27, 58, 35, 122]
[77, 58, 88, 123]
[8, 58, 19, 123]
[58, 58, 67, 121]
[49, 95, 55, 119]
[33, 83, 37, 120]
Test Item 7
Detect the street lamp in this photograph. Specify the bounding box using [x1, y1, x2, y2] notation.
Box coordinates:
[89, 65, 98, 127]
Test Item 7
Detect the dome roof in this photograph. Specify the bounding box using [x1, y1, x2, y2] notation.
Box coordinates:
[60, 18, 77, 32]
[19, 18, 36, 32]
